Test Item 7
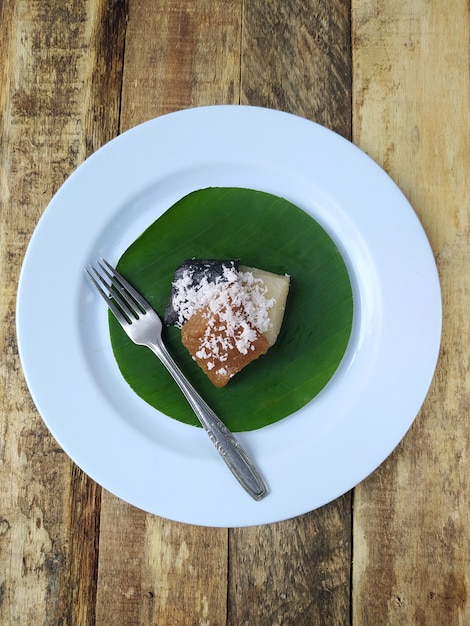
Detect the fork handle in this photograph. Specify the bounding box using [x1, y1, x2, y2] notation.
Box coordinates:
[147, 340, 269, 501]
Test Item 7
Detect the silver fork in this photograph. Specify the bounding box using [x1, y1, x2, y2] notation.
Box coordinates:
[85, 258, 268, 501]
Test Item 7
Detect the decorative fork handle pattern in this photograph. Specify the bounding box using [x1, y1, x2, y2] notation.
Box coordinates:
[147, 339, 269, 501]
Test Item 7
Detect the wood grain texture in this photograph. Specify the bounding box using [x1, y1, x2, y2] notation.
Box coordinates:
[95, 1, 241, 623]
[228, 2, 353, 625]
[119, 0, 241, 129]
[352, 1, 470, 624]
[228, 497, 352, 626]
[0, 0, 126, 623]
[96, 497, 228, 625]
[241, 0, 352, 137]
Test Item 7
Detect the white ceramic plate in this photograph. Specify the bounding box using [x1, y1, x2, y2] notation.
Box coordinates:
[17, 106, 441, 527]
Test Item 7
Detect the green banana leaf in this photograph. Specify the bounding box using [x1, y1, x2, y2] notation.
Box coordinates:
[110, 187, 353, 432]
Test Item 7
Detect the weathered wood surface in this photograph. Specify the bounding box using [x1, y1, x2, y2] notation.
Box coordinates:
[352, 2, 470, 624]
[0, 0, 468, 624]
[1, 1, 126, 623]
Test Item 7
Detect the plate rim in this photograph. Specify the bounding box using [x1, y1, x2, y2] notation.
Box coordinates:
[16, 105, 442, 527]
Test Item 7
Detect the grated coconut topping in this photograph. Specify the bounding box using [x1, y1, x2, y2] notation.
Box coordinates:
[171, 264, 275, 361]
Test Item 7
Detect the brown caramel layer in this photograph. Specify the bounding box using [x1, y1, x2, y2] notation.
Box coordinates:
[181, 306, 270, 387]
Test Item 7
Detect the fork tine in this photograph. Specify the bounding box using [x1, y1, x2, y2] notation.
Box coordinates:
[88, 260, 142, 324]
[85, 266, 131, 325]
[96, 259, 145, 321]
[95, 263, 135, 317]
[99, 259, 149, 313]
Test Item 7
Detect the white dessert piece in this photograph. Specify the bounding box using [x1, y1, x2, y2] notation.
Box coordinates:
[239, 265, 290, 346]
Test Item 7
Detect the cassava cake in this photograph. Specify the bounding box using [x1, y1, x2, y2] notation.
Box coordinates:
[165, 259, 290, 387]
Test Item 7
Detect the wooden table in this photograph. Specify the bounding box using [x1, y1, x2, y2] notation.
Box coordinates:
[1, 1, 468, 624]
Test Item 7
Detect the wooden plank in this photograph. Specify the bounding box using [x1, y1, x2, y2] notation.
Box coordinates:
[0, 0, 126, 623]
[95, 1, 241, 623]
[97, 497, 228, 625]
[229, 498, 352, 626]
[228, 2, 353, 625]
[119, 0, 241, 129]
[240, 0, 352, 137]
[352, 1, 470, 623]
